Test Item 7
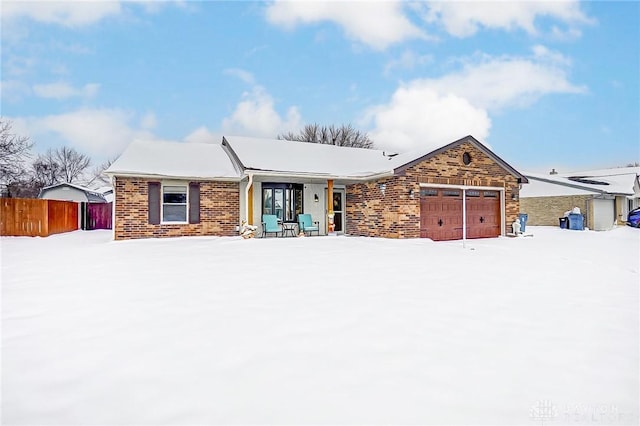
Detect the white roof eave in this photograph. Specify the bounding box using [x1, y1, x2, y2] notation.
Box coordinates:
[105, 171, 242, 182]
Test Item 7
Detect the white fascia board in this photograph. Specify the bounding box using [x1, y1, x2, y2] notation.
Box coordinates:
[105, 172, 241, 182]
[248, 170, 394, 182]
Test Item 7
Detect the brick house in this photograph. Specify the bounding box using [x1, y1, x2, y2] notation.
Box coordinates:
[106, 135, 528, 241]
[520, 167, 640, 230]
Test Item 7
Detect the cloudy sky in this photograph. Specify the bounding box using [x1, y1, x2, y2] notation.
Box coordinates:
[1, 1, 638, 172]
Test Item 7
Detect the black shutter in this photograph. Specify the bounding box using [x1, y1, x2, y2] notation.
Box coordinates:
[189, 182, 200, 224]
[148, 182, 161, 225]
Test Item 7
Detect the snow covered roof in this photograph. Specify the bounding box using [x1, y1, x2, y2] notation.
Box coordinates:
[38, 182, 108, 203]
[221, 136, 396, 178]
[522, 167, 639, 197]
[106, 139, 240, 180]
[109, 135, 527, 183]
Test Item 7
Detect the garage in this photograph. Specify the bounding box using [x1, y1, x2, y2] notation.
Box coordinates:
[420, 188, 502, 241]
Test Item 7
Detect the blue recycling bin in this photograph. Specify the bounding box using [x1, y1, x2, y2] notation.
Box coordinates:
[518, 213, 528, 232]
[567, 213, 584, 230]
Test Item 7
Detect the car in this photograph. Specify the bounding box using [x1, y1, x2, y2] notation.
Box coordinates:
[628, 207, 640, 227]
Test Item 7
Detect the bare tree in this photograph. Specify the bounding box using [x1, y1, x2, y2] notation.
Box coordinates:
[278, 123, 374, 149]
[85, 157, 115, 187]
[0, 118, 33, 187]
[31, 150, 61, 187]
[53, 146, 91, 183]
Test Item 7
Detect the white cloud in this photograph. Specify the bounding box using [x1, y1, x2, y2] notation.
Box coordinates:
[1, 1, 185, 27]
[384, 50, 433, 76]
[15, 109, 155, 159]
[222, 86, 302, 138]
[2, 1, 123, 27]
[183, 126, 222, 144]
[418, 48, 585, 111]
[265, 1, 426, 50]
[366, 86, 491, 153]
[423, 1, 592, 38]
[1, 80, 32, 102]
[139, 112, 157, 130]
[366, 47, 585, 153]
[32, 82, 100, 100]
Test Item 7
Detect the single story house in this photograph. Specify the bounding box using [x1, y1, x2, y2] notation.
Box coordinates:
[105, 135, 528, 241]
[38, 183, 110, 203]
[519, 167, 640, 230]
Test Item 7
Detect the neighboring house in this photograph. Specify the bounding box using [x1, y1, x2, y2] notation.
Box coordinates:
[519, 167, 640, 230]
[105, 135, 528, 241]
[38, 183, 109, 203]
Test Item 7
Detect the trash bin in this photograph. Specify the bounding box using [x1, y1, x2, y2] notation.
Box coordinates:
[567, 213, 584, 230]
[559, 217, 569, 229]
[518, 213, 528, 232]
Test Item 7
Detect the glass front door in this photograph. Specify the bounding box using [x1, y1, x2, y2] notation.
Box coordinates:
[262, 183, 303, 222]
[332, 190, 344, 232]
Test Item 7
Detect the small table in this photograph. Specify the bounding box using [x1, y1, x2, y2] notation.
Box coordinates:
[282, 222, 298, 237]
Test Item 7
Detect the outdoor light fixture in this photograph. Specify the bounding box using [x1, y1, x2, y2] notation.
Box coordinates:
[408, 189, 415, 199]
[379, 183, 386, 196]
[314, 194, 319, 202]
[511, 191, 519, 201]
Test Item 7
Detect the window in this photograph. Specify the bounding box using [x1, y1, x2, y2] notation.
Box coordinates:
[483, 191, 498, 198]
[463, 152, 472, 165]
[262, 183, 303, 221]
[443, 190, 461, 197]
[467, 190, 480, 197]
[163, 185, 187, 222]
[420, 188, 438, 196]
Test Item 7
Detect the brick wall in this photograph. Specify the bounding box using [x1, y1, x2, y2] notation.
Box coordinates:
[520, 195, 592, 228]
[114, 177, 239, 240]
[346, 141, 520, 238]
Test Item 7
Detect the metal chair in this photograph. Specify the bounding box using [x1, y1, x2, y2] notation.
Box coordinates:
[261, 214, 283, 237]
[298, 214, 320, 236]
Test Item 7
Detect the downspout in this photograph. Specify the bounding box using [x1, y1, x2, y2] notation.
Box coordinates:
[245, 173, 253, 225]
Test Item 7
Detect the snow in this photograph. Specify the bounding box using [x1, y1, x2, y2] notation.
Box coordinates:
[521, 176, 599, 197]
[106, 139, 240, 179]
[2, 228, 638, 424]
[523, 169, 639, 198]
[224, 135, 397, 177]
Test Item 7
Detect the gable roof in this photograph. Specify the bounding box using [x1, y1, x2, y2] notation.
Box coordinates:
[221, 136, 396, 179]
[105, 139, 240, 180]
[392, 135, 529, 183]
[522, 167, 639, 197]
[108, 134, 527, 184]
[38, 183, 107, 202]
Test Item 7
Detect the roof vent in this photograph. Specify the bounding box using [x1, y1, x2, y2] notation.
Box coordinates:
[383, 151, 398, 159]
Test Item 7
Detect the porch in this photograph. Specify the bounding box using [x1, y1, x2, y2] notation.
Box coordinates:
[240, 177, 345, 237]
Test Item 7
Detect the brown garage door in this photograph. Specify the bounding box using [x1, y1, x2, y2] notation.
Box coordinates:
[465, 190, 501, 239]
[420, 188, 501, 241]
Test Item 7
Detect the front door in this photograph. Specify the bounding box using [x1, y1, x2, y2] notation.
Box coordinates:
[332, 190, 344, 232]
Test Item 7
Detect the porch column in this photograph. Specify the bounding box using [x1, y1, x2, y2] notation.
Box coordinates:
[245, 173, 254, 225]
[327, 179, 334, 233]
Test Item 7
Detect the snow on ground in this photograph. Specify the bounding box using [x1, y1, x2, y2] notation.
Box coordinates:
[2, 227, 638, 425]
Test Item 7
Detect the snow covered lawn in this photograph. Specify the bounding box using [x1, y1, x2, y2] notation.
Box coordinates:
[2, 227, 638, 425]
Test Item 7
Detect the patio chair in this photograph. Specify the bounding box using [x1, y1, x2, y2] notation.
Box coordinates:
[298, 214, 320, 236]
[261, 214, 282, 237]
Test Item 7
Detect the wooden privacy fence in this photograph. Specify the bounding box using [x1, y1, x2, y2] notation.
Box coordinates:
[0, 198, 79, 237]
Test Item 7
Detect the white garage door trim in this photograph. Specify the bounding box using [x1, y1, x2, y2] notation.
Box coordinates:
[419, 183, 506, 238]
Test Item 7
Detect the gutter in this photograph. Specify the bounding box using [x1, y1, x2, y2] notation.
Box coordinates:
[103, 171, 242, 182]
[245, 169, 395, 183]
